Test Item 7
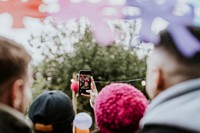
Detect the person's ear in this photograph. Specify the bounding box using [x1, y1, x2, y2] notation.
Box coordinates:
[11, 79, 24, 110]
[154, 68, 165, 97]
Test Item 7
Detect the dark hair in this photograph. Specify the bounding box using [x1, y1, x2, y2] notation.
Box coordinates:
[0, 36, 31, 96]
[156, 26, 200, 66]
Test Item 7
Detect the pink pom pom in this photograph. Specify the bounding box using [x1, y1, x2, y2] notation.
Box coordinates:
[94, 83, 148, 133]
[70, 81, 79, 93]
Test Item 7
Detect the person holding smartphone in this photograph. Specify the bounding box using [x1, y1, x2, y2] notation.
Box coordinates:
[78, 70, 98, 108]
[79, 72, 148, 133]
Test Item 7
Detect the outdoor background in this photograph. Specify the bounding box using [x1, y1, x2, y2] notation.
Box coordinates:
[0, 0, 200, 131]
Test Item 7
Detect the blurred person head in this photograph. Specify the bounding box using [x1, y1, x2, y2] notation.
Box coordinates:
[29, 90, 75, 133]
[0, 36, 32, 113]
[146, 26, 200, 99]
[94, 83, 148, 133]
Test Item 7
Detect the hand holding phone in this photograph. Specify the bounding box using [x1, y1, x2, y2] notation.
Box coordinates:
[88, 77, 98, 108]
[80, 74, 98, 108]
[78, 70, 92, 95]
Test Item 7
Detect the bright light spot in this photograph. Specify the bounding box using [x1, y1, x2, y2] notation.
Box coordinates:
[109, 0, 125, 5]
[141, 80, 146, 86]
[21, 0, 28, 2]
[88, 0, 101, 3]
[47, 77, 52, 81]
[70, 0, 82, 3]
[195, 7, 200, 16]
[123, 6, 141, 16]
[102, 7, 118, 16]
[48, 4, 60, 13]
[151, 17, 168, 34]
[155, 0, 166, 5]
[173, 3, 191, 16]
[43, 0, 59, 3]
[39, 4, 46, 12]
[0, 13, 13, 28]
[39, 2, 60, 13]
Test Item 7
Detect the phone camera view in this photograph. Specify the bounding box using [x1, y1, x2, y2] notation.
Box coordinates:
[79, 74, 91, 94]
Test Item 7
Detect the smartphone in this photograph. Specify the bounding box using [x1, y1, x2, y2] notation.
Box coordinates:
[78, 70, 92, 95]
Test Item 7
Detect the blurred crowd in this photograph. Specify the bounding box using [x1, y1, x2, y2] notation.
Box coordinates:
[0, 1, 200, 133]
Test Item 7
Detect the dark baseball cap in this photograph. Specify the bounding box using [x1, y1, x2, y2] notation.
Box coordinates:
[29, 91, 75, 133]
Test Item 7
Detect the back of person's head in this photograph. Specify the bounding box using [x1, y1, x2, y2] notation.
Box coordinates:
[146, 26, 200, 99]
[157, 26, 200, 78]
[29, 90, 75, 133]
[0, 36, 32, 113]
[94, 83, 148, 133]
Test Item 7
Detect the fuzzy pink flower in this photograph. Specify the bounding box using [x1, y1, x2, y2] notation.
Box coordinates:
[94, 83, 148, 133]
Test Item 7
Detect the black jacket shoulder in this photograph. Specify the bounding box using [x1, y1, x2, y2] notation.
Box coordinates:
[140, 125, 199, 133]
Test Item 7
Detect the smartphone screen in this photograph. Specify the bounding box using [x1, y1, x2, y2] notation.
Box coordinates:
[79, 70, 92, 95]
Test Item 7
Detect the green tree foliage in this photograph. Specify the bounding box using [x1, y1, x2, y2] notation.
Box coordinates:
[29, 20, 148, 114]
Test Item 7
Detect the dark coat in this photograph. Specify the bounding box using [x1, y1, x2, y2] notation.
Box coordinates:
[0, 103, 34, 133]
[140, 78, 200, 133]
[141, 125, 199, 133]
